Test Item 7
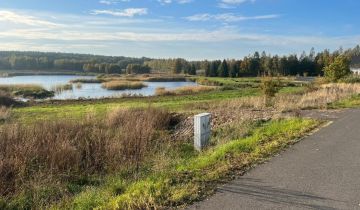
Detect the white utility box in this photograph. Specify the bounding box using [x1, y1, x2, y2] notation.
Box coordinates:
[194, 113, 211, 151]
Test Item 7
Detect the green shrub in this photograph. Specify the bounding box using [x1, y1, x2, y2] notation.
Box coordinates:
[324, 55, 351, 82]
[260, 78, 279, 106]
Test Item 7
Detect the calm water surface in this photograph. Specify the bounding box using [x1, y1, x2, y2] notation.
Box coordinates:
[0, 75, 198, 100]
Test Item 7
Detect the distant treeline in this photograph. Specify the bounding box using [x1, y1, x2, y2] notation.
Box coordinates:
[0, 51, 150, 73]
[1, 45, 360, 76]
[145, 45, 360, 77]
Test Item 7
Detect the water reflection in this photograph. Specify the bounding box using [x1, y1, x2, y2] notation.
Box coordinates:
[0, 75, 198, 100]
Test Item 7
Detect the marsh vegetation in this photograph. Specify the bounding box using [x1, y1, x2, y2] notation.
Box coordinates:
[2, 72, 360, 209]
[51, 84, 73, 93]
[155, 86, 216, 96]
[101, 81, 147, 90]
[0, 84, 54, 99]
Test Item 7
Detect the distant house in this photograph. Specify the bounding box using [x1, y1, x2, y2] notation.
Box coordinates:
[351, 67, 360, 75]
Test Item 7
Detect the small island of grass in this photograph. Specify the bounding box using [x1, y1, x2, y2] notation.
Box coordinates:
[69, 78, 103, 83]
[0, 84, 54, 99]
[101, 81, 147, 90]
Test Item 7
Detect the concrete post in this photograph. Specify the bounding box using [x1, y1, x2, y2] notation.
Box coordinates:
[194, 113, 211, 151]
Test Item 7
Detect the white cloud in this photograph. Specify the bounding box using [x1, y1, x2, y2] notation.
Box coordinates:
[221, 0, 255, 4]
[218, 0, 256, 8]
[0, 10, 60, 27]
[186, 13, 279, 22]
[158, 0, 193, 5]
[1, 26, 359, 51]
[0, 9, 358, 59]
[99, 0, 131, 5]
[91, 8, 148, 17]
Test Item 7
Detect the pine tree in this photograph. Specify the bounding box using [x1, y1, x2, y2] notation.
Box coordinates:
[189, 63, 197, 75]
[204, 60, 210, 77]
[173, 58, 182, 74]
[218, 59, 229, 77]
[209, 61, 218, 77]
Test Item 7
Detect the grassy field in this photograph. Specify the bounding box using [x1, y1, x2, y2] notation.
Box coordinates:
[193, 76, 298, 88]
[10, 86, 307, 123]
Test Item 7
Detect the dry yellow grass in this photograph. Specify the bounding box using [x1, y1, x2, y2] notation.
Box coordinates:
[205, 83, 360, 114]
[0, 107, 173, 197]
[101, 81, 146, 90]
[155, 86, 216, 96]
[0, 106, 10, 121]
[274, 83, 360, 111]
[51, 84, 73, 93]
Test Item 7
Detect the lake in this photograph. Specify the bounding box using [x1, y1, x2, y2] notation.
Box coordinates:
[0, 75, 198, 100]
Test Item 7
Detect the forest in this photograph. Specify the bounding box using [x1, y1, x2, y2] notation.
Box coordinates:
[0, 45, 359, 76]
[0, 51, 150, 74]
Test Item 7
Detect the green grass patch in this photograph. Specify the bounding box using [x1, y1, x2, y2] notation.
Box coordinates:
[11, 85, 305, 123]
[12, 88, 260, 123]
[329, 94, 360, 108]
[193, 77, 296, 89]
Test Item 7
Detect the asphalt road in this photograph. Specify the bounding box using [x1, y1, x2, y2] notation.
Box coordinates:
[190, 109, 360, 210]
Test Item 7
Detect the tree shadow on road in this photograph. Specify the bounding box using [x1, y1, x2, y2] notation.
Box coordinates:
[217, 177, 345, 210]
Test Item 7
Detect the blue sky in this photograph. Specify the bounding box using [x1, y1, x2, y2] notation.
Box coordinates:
[0, 0, 359, 59]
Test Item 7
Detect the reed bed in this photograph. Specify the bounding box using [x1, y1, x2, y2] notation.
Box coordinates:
[101, 81, 146, 90]
[0, 84, 44, 92]
[51, 84, 73, 93]
[75, 83, 82, 89]
[145, 76, 187, 82]
[99, 75, 187, 82]
[69, 78, 103, 83]
[155, 86, 216, 96]
[0, 84, 54, 99]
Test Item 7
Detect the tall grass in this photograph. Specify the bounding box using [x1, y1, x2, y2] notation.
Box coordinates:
[99, 118, 320, 210]
[0, 106, 10, 122]
[0, 107, 174, 208]
[145, 76, 187, 82]
[206, 83, 360, 112]
[102, 81, 147, 90]
[155, 86, 216, 96]
[75, 83, 82, 89]
[0, 84, 43, 92]
[69, 78, 103, 83]
[274, 83, 360, 111]
[195, 78, 223, 86]
[51, 84, 73, 93]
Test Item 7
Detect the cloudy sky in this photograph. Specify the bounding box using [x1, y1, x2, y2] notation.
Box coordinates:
[0, 0, 359, 59]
